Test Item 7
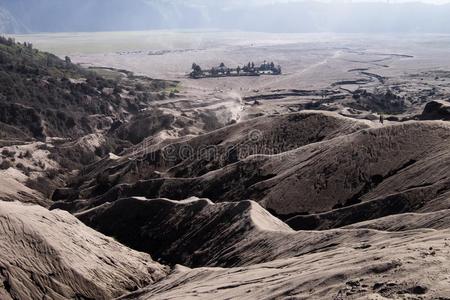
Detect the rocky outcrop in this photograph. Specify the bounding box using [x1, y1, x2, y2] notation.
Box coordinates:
[420, 100, 450, 121]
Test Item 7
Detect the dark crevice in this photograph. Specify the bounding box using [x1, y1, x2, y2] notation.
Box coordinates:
[339, 159, 418, 208]
[294, 243, 340, 257]
[0, 267, 12, 298]
[266, 208, 311, 222]
[385, 159, 417, 179]
[2, 280, 12, 297]
[244, 173, 276, 189]
[286, 188, 433, 231]
[406, 182, 433, 190]
[75, 293, 96, 300]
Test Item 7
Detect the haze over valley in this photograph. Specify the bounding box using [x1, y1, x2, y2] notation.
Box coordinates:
[3, 0, 450, 33]
[1, 1, 450, 299]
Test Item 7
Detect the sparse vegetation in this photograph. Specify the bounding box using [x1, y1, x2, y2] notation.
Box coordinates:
[0, 36, 178, 140]
[1, 149, 15, 157]
[0, 159, 11, 170]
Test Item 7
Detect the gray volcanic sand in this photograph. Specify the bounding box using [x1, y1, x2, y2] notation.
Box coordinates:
[107, 198, 450, 300]
[16, 32, 450, 121]
[0, 201, 166, 300]
[7, 31, 450, 300]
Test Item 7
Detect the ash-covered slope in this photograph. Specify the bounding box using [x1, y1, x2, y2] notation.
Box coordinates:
[0, 201, 166, 300]
[207, 121, 450, 218]
[344, 209, 450, 231]
[77, 197, 293, 267]
[87, 199, 450, 300]
[0, 167, 49, 206]
[52, 111, 373, 211]
[120, 227, 450, 300]
[286, 185, 450, 230]
[57, 120, 450, 230]
[85, 111, 371, 184]
[165, 111, 372, 178]
[77, 197, 450, 273]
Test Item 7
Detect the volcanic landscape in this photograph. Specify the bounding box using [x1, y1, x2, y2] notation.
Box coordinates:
[1, 31, 450, 299]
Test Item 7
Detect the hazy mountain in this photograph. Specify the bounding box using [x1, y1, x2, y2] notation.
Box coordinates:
[0, 0, 450, 33]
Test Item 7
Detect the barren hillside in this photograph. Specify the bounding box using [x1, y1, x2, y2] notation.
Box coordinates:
[1, 32, 450, 300]
[0, 201, 166, 299]
[54, 119, 450, 231]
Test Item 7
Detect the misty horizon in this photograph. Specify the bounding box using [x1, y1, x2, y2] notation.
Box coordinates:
[1, 0, 450, 34]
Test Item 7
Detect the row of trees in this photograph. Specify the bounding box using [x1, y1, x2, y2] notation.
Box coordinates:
[0, 36, 34, 50]
[190, 61, 282, 78]
[0, 36, 16, 46]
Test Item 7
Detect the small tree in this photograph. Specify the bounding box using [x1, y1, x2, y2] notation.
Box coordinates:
[191, 63, 203, 78]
